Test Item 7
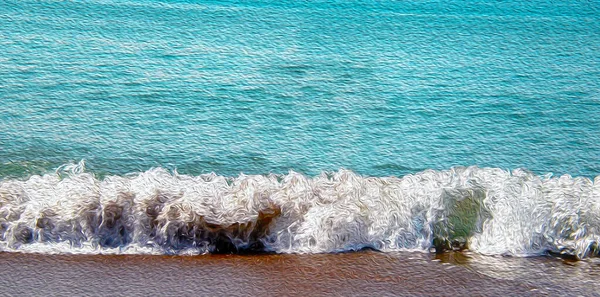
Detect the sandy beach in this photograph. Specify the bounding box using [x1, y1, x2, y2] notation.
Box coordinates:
[1, 251, 597, 296]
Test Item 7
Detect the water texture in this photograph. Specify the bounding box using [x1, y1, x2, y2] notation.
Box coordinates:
[1, 0, 598, 178]
[0, 163, 599, 258]
[0, 0, 599, 257]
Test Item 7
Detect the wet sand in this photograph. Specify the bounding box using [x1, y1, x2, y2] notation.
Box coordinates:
[0, 251, 597, 296]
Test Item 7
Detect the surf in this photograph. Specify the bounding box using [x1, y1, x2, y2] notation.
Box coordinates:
[0, 161, 598, 258]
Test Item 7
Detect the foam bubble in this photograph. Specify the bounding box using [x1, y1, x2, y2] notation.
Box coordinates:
[1, 163, 598, 258]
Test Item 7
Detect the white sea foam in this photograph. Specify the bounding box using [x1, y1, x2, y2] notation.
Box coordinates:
[1, 161, 598, 258]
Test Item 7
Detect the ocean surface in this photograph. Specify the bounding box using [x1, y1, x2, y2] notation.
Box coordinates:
[1, 0, 599, 263]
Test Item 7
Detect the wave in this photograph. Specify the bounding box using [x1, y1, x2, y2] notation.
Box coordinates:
[0, 161, 598, 258]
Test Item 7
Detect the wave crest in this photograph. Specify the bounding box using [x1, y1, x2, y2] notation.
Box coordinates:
[1, 163, 599, 258]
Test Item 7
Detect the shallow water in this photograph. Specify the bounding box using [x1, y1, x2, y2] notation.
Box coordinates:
[0, 251, 598, 296]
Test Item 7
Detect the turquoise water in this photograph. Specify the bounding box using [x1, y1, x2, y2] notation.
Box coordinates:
[1, 0, 599, 178]
[1, 0, 600, 258]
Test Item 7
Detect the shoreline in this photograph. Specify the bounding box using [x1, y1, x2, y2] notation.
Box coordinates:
[1, 251, 597, 296]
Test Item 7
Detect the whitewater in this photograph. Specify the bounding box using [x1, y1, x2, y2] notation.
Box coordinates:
[0, 161, 598, 259]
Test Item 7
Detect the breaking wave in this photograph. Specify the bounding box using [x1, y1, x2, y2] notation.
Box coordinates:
[1, 161, 599, 258]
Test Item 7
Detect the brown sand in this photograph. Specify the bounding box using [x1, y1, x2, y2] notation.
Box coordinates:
[0, 251, 597, 296]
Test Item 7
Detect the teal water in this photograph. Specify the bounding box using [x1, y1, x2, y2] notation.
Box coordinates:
[1, 1, 600, 258]
[1, 0, 599, 178]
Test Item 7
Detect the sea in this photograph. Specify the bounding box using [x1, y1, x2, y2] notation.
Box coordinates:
[1, 0, 599, 295]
